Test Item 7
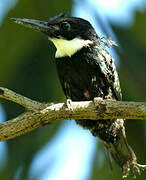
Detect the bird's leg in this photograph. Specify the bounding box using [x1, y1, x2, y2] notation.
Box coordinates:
[66, 99, 73, 111]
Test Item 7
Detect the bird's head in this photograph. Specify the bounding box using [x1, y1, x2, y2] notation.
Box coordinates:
[12, 13, 98, 58]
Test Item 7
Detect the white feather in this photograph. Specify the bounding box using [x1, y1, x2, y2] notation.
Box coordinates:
[49, 37, 93, 58]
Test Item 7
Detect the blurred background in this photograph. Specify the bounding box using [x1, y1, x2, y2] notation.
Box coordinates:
[0, 0, 146, 179]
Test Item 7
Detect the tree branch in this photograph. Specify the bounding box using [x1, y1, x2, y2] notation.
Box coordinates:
[0, 87, 146, 178]
[0, 87, 146, 141]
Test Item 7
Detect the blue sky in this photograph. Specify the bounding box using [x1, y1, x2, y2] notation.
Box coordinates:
[0, 0, 18, 25]
[0, 105, 7, 169]
[29, 121, 97, 180]
[0, 0, 145, 179]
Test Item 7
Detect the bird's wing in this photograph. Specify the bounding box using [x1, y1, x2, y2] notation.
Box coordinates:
[95, 46, 122, 100]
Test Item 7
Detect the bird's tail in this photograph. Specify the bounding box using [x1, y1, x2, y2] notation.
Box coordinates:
[104, 145, 113, 171]
[104, 126, 140, 178]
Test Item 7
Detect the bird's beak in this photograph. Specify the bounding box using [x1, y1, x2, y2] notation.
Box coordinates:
[11, 18, 54, 36]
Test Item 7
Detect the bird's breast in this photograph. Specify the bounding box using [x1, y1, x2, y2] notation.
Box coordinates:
[55, 48, 108, 100]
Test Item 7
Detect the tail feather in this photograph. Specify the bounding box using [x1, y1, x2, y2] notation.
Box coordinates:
[104, 145, 113, 171]
[104, 126, 139, 178]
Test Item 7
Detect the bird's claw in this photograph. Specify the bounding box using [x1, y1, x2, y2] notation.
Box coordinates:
[66, 99, 73, 111]
[93, 97, 104, 105]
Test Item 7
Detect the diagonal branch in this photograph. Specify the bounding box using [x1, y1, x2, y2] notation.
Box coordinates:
[0, 87, 146, 141]
[0, 87, 43, 110]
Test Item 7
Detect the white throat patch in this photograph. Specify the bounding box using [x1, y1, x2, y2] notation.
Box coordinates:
[49, 37, 93, 58]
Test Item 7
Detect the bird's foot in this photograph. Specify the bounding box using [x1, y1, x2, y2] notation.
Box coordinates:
[66, 99, 73, 111]
[93, 97, 106, 115]
[93, 97, 104, 104]
[93, 97, 105, 108]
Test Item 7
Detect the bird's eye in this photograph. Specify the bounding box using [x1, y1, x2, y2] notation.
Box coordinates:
[61, 22, 71, 30]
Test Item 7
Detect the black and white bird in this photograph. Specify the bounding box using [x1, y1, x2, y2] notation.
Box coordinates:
[12, 13, 140, 177]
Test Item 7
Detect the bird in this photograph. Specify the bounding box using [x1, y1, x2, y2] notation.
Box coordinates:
[11, 13, 140, 178]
